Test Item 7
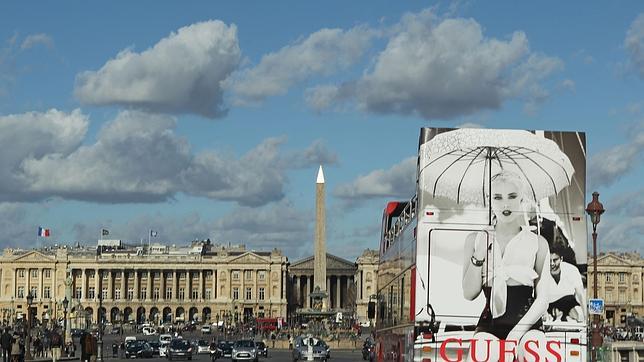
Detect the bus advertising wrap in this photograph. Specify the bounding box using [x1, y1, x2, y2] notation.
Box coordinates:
[415, 128, 587, 361]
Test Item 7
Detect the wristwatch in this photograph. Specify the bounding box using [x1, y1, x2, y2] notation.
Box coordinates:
[470, 255, 485, 267]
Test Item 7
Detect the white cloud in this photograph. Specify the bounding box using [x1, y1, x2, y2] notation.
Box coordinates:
[228, 26, 375, 105]
[2, 109, 337, 206]
[0, 109, 88, 201]
[212, 200, 313, 256]
[588, 126, 644, 188]
[560, 79, 576, 92]
[75, 21, 241, 118]
[0, 203, 30, 248]
[625, 13, 644, 79]
[309, 10, 562, 119]
[20, 33, 54, 50]
[334, 156, 416, 200]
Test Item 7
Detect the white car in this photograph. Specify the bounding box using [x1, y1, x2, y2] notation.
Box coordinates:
[196, 340, 210, 354]
[159, 334, 173, 344]
[201, 325, 212, 334]
[142, 327, 157, 335]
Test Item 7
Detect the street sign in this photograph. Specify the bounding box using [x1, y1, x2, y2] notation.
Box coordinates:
[589, 298, 604, 315]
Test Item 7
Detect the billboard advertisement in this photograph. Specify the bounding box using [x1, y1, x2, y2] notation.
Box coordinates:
[415, 128, 587, 361]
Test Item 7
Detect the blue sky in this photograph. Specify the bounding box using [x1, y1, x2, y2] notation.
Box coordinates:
[1, 1, 643, 260]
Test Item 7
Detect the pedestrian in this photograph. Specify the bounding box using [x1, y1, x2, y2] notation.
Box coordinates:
[10, 336, 20, 362]
[1, 329, 11, 362]
[50, 330, 62, 362]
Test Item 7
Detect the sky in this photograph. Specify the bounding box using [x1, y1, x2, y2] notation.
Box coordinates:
[1, 1, 643, 261]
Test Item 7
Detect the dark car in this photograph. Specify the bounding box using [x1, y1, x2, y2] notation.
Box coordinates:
[148, 341, 161, 356]
[217, 341, 233, 359]
[125, 340, 154, 359]
[167, 339, 193, 360]
[71, 329, 84, 338]
[362, 340, 375, 361]
[255, 341, 268, 357]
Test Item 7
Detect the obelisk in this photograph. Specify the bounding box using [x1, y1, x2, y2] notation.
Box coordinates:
[314, 165, 328, 310]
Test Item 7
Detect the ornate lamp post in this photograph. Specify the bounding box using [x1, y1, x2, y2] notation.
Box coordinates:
[97, 292, 104, 362]
[62, 297, 69, 344]
[25, 292, 34, 361]
[586, 191, 605, 362]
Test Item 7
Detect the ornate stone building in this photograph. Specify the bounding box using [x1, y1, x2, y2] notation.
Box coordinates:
[587, 252, 644, 326]
[287, 249, 378, 326]
[0, 240, 288, 327]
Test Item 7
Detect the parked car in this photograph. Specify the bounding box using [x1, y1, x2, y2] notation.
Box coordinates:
[201, 325, 212, 334]
[196, 340, 210, 354]
[167, 339, 193, 360]
[231, 339, 258, 362]
[255, 341, 268, 357]
[362, 340, 375, 361]
[125, 340, 154, 359]
[292, 336, 328, 362]
[142, 327, 157, 336]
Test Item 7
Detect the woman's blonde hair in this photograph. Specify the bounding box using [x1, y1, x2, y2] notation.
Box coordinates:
[488, 170, 534, 226]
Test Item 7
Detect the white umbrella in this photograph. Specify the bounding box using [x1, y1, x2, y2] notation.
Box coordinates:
[420, 128, 574, 221]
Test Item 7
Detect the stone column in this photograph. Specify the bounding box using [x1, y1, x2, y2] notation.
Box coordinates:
[120, 269, 126, 300]
[133, 269, 139, 301]
[38, 268, 44, 299]
[160, 271, 165, 301]
[146, 270, 152, 301]
[95, 269, 100, 301]
[212, 269, 219, 300]
[173, 270, 178, 301]
[108, 270, 114, 300]
[294, 275, 300, 307]
[186, 270, 191, 300]
[26, 268, 31, 296]
[12, 268, 16, 298]
[81, 269, 86, 301]
[336, 276, 341, 309]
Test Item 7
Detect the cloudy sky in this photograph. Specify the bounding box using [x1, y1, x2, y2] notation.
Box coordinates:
[1, 1, 643, 260]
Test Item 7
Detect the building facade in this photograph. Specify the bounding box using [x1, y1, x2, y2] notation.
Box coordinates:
[587, 252, 644, 326]
[287, 249, 379, 326]
[0, 241, 288, 328]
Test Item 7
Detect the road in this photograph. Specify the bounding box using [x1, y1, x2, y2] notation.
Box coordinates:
[91, 333, 364, 362]
[101, 349, 364, 362]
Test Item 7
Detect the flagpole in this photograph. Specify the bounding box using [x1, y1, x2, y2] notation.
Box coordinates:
[148, 229, 151, 251]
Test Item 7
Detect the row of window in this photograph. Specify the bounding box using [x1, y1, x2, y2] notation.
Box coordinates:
[16, 286, 51, 299]
[16, 269, 272, 281]
[16, 269, 52, 278]
[19, 285, 269, 301]
[601, 272, 640, 283]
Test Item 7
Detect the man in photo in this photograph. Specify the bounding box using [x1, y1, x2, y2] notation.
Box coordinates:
[548, 246, 586, 322]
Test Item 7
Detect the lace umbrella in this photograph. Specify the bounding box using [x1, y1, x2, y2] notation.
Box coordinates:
[419, 128, 574, 220]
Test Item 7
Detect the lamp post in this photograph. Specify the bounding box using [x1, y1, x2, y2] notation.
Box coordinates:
[62, 297, 69, 345]
[97, 292, 104, 362]
[586, 191, 605, 362]
[25, 292, 33, 361]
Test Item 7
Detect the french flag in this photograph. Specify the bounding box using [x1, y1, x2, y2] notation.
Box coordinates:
[38, 227, 50, 237]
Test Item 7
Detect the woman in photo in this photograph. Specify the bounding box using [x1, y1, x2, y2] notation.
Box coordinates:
[462, 170, 552, 361]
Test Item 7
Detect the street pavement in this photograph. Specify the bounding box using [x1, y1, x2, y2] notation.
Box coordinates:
[95, 332, 364, 362]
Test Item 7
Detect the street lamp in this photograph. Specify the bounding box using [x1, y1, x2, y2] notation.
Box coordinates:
[25, 292, 34, 361]
[586, 191, 605, 362]
[62, 297, 69, 345]
[97, 292, 104, 362]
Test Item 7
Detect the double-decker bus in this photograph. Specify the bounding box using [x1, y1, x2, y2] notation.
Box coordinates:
[374, 128, 588, 361]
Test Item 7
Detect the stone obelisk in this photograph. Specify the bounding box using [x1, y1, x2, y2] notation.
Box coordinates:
[314, 165, 328, 310]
